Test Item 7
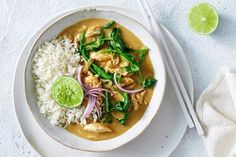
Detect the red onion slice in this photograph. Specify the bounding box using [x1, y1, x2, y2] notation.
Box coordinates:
[88, 88, 113, 95]
[114, 72, 144, 94]
[77, 66, 91, 91]
[77, 65, 113, 119]
[85, 93, 98, 97]
[85, 91, 105, 98]
[81, 95, 97, 119]
[94, 104, 102, 118]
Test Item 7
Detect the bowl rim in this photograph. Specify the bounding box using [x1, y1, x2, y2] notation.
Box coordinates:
[22, 6, 167, 152]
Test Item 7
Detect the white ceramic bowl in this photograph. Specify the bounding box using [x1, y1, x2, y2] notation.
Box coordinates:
[24, 7, 166, 151]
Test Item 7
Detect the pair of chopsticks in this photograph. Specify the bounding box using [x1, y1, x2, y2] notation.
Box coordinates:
[138, 0, 204, 136]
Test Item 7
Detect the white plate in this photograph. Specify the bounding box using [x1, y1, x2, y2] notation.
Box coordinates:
[14, 6, 193, 157]
[24, 7, 166, 151]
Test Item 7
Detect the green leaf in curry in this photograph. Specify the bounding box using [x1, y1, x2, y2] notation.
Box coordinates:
[127, 47, 149, 53]
[108, 27, 126, 52]
[76, 27, 154, 126]
[138, 71, 144, 83]
[127, 47, 149, 82]
[135, 47, 149, 64]
[114, 101, 123, 111]
[127, 46, 149, 64]
[104, 91, 112, 113]
[108, 27, 140, 73]
[85, 32, 105, 51]
[142, 77, 157, 88]
[116, 73, 122, 83]
[102, 20, 115, 29]
[102, 91, 113, 124]
[102, 112, 113, 124]
[113, 91, 131, 112]
[78, 32, 113, 80]
[122, 92, 130, 111]
[119, 112, 129, 125]
[123, 64, 140, 73]
[90, 63, 113, 80]
[77, 32, 89, 60]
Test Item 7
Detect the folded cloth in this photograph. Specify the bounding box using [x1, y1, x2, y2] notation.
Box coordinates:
[196, 68, 236, 157]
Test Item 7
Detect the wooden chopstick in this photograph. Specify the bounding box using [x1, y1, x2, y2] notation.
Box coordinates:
[138, 0, 204, 135]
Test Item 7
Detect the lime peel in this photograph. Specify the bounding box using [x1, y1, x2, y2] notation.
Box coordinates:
[188, 3, 219, 35]
[51, 76, 84, 108]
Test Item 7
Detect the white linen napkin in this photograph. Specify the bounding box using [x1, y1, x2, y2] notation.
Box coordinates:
[196, 68, 236, 157]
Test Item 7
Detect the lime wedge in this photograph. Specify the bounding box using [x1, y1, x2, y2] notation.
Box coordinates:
[188, 3, 219, 35]
[51, 76, 84, 108]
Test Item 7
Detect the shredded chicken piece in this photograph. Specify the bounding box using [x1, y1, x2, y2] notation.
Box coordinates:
[125, 83, 136, 90]
[74, 25, 88, 41]
[120, 78, 134, 87]
[117, 59, 129, 76]
[117, 70, 128, 76]
[91, 52, 120, 72]
[101, 79, 113, 90]
[118, 77, 136, 90]
[82, 61, 89, 74]
[119, 58, 129, 68]
[113, 91, 124, 102]
[83, 72, 101, 87]
[85, 25, 102, 37]
[131, 90, 147, 110]
[100, 59, 120, 73]
[125, 72, 135, 77]
[112, 111, 125, 120]
[84, 123, 112, 133]
[90, 51, 128, 76]
[96, 95, 104, 108]
[82, 60, 92, 74]
[90, 52, 113, 62]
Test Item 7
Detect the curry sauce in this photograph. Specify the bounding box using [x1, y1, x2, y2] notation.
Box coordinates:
[59, 18, 155, 141]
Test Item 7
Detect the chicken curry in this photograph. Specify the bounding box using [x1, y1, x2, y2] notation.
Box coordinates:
[59, 18, 156, 141]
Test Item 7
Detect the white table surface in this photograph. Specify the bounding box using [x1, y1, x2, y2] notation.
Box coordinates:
[1, 0, 235, 156]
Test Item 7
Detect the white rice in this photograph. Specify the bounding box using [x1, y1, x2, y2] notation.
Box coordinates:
[32, 38, 87, 127]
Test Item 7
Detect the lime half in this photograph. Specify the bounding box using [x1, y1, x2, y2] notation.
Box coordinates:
[51, 76, 84, 108]
[188, 3, 219, 35]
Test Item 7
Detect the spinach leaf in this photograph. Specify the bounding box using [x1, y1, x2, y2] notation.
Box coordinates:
[78, 32, 113, 80]
[108, 28, 140, 72]
[119, 112, 128, 125]
[90, 63, 113, 80]
[105, 91, 112, 113]
[116, 73, 122, 83]
[127, 47, 149, 64]
[77, 32, 89, 60]
[112, 91, 129, 125]
[138, 71, 143, 83]
[85, 33, 105, 51]
[103, 114, 113, 124]
[139, 48, 148, 64]
[127, 47, 149, 53]
[123, 64, 140, 73]
[108, 27, 126, 52]
[122, 93, 130, 111]
[114, 101, 124, 111]
[102, 91, 113, 124]
[79, 32, 85, 44]
[128, 47, 149, 82]
[142, 77, 157, 88]
[102, 20, 115, 29]
[125, 47, 149, 83]
[111, 91, 130, 125]
[114, 92, 130, 111]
